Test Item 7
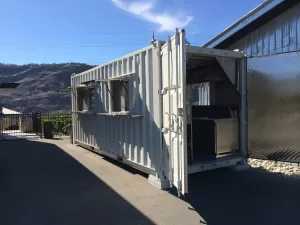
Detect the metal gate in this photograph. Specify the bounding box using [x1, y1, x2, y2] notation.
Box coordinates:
[0, 112, 42, 141]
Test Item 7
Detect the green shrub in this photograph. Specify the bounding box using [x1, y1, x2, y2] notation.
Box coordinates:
[41, 114, 72, 136]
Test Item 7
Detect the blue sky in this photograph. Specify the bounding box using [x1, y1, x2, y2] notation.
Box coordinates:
[0, 0, 264, 65]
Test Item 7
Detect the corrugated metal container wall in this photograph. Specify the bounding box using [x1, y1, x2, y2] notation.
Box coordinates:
[225, 2, 300, 162]
[198, 82, 210, 105]
[228, 2, 300, 57]
[71, 45, 162, 172]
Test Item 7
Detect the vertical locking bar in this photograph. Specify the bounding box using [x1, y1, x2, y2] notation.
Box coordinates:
[167, 36, 173, 186]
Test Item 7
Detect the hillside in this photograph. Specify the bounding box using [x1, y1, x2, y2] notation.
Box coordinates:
[0, 63, 94, 113]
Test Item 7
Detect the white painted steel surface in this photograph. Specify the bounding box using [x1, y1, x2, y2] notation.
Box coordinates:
[71, 44, 162, 174]
[193, 82, 210, 106]
[228, 2, 300, 57]
[188, 156, 243, 174]
[161, 30, 187, 195]
[186, 46, 245, 58]
[71, 30, 247, 195]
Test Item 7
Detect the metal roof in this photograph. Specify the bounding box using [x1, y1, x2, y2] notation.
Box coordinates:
[203, 0, 299, 48]
[3, 107, 21, 115]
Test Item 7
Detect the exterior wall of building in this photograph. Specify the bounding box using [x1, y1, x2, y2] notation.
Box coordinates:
[246, 52, 300, 162]
[226, 2, 300, 162]
[71, 44, 163, 173]
[228, 2, 300, 57]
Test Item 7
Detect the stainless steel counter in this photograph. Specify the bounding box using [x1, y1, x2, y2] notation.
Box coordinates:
[191, 117, 238, 156]
[215, 118, 238, 155]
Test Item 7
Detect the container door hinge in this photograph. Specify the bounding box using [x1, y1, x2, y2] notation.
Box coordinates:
[177, 108, 184, 116]
[160, 85, 180, 95]
[161, 127, 169, 134]
[159, 89, 167, 95]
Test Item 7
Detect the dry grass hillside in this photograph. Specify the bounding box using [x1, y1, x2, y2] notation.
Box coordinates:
[0, 63, 93, 113]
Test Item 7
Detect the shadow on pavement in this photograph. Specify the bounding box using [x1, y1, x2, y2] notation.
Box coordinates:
[184, 167, 300, 225]
[0, 140, 154, 225]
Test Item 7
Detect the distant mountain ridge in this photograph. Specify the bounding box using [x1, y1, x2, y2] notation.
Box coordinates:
[0, 63, 94, 113]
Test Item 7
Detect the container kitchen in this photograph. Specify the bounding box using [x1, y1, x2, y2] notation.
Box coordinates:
[71, 29, 248, 196]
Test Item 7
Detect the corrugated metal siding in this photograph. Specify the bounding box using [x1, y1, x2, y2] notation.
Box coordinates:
[224, 2, 300, 163]
[71, 45, 162, 171]
[247, 52, 300, 163]
[228, 2, 300, 57]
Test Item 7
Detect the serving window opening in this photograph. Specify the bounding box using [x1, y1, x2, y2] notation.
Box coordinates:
[111, 80, 129, 112]
[77, 87, 93, 112]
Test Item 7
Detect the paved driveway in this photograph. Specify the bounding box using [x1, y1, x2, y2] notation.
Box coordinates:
[1, 138, 299, 225]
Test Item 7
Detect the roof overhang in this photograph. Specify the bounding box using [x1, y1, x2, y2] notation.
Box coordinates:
[0, 82, 21, 89]
[203, 0, 299, 49]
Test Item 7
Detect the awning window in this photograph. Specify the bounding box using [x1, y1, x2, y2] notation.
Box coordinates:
[95, 71, 135, 82]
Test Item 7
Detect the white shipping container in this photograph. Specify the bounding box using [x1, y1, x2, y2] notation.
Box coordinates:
[71, 29, 247, 196]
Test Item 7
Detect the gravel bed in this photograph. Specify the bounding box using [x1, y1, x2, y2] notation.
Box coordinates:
[248, 158, 300, 180]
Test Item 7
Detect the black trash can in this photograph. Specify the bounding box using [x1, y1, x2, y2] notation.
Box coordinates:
[44, 121, 54, 139]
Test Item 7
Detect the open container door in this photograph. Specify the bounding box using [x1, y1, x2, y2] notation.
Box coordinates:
[161, 29, 187, 196]
[185, 44, 248, 173]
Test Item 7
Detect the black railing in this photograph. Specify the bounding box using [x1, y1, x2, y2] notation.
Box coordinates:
[0, 112, 42, 140]
[0, 112, 72, 140]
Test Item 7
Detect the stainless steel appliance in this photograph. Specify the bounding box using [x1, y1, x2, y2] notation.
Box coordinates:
[215, 118, 238, 155]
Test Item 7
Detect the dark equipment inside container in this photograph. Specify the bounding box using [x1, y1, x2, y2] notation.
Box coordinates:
[186, 55, 242, 165]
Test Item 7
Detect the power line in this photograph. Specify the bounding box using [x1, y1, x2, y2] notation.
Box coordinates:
[5, 31, 201, 37]
[0, 40, 148, 47]
[8, 31, 155, 36]
[0, 42, 148, 50]
[0, 32, 201, 50]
